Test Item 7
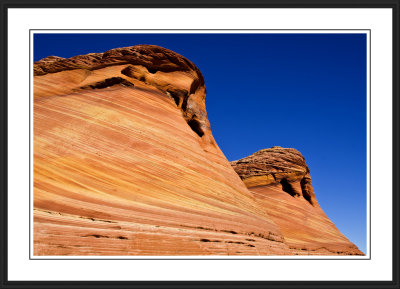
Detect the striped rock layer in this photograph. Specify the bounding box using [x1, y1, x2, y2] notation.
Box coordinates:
[231, 147, 363, 255]
[33, 45, 290, 256]
[33, 45, 362, 256]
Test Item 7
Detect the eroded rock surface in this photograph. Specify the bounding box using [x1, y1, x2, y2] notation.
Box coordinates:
[231, 146, 317, 205]
[34, 45, 212, 149]
[231, 147, 364, 255]
[33, 45, 290, 256]
[33, 45, 362, 256]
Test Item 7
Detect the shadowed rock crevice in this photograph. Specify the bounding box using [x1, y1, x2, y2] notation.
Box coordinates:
[166, 90, 181, 107]
[280, 178, 300, 197]
[166, 89, 188, 108]
[81, 77, 134, 90]
[187, 118, 204, 137]
[301, 177, 314, 205]
[147, 67, 158, 74]
[181, 95, 189, 111]
[189, 78, 201, 94]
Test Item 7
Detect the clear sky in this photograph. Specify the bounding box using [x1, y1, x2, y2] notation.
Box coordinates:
[34, 33, 367, 254]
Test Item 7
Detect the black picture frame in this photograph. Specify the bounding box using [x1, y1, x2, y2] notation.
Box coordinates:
[1, 1, 399, 288]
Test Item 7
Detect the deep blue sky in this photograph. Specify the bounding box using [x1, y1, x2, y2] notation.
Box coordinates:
[34, 33, 367, 254]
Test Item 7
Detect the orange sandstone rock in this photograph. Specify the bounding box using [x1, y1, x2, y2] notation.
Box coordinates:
[231, 147, 364, 255]
[33, 45, 290, 256]
[33, 45, 362, 256]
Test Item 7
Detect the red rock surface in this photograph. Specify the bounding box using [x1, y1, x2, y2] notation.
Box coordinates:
[33, 45, 291, 256]
[231, 147, 364, 255]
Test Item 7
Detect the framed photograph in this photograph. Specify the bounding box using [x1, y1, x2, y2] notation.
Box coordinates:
[1, 1, 399, 288]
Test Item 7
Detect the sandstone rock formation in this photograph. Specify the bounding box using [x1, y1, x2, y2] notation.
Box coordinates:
[231, 147, 363, 255]
[33, 45, 362, 256]
[33, 45, 290, 255]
